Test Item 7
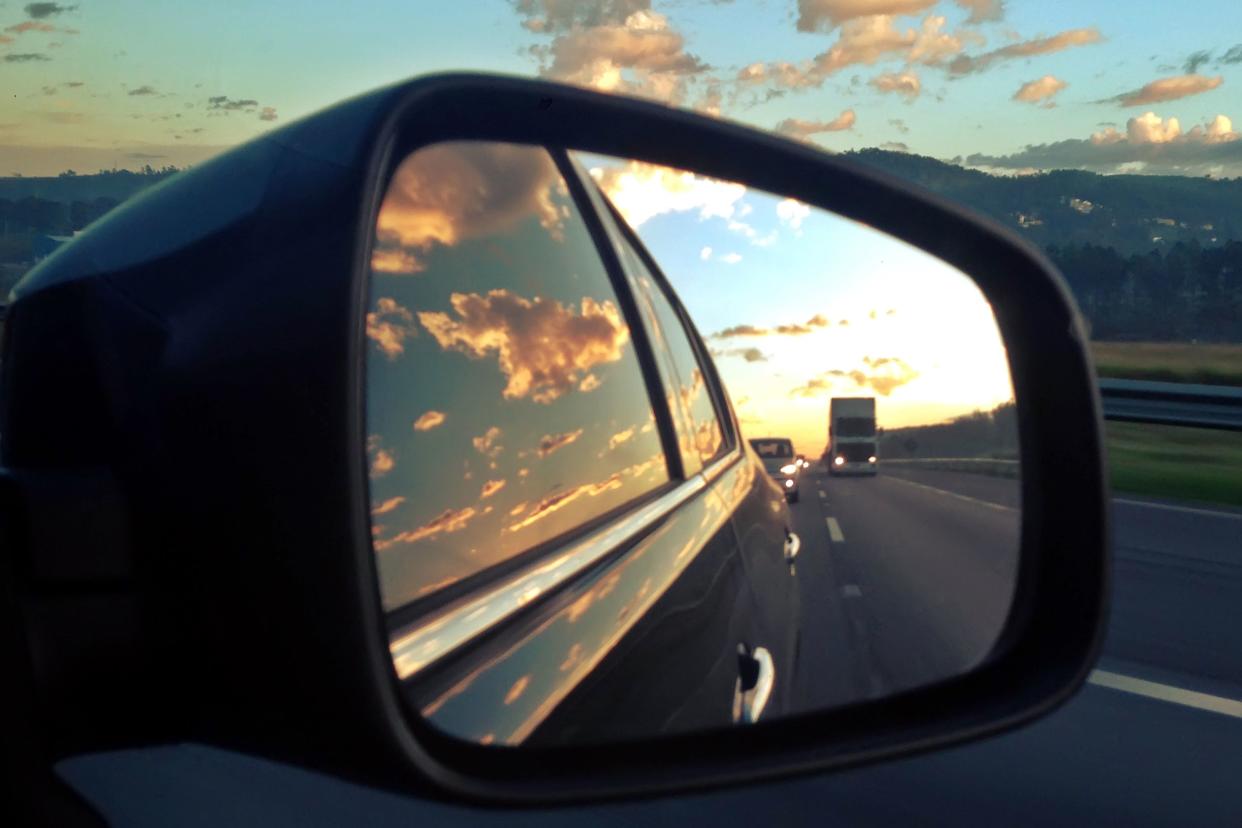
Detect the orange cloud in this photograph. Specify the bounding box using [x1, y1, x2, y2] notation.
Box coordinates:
[473, 426, 504, 458]
[1113, 74, 1223, 107]
[789, 357, 919, 398]
[481, 479, 507, 499]
[741, 15, 964, 89]
[949, 27, 1101, 75]
[370, 448, 395, 477]
[608, 425, 637, 449]
[506, 473, 626, 532]
[775, 110, 856, 140]
[531, 8, 708, 104]
[374, 142, 563, 274]
[374, 505, 479, 549]
[796, 0, 938, 31]
[871, 71, 921, 100]
[537, 428, 585, 458]
[413, 410, 446, 431]
[419, 290, 630, 404]
[366, 297, 416, 360]
[954, 0, 1004, 23]
[371, 496, 405, 516]
[371, 247, 422, 275]
[1014, 75, 1067, 105]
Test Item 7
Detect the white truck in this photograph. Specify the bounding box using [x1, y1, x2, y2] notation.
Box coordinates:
[828, 397, 878, 476]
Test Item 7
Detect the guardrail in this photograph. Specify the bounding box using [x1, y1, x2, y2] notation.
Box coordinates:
[1098, 378, 1242, 431]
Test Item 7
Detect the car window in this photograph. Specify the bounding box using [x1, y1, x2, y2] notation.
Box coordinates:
[570, 171, 727, 474]
[750, 439, 794, 458]
[364, 141, 669, 611]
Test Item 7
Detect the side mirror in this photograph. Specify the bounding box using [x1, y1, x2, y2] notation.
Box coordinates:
[1, 73, 1108, 803]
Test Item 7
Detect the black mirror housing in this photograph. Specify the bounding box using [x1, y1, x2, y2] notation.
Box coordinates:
[1, 74, 1108, 803]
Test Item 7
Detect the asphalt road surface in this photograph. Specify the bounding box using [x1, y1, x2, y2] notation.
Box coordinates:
[60, 467, 1242, 825]
[786, 465, 1021, 712]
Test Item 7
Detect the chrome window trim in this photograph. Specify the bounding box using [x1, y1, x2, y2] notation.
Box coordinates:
[390, 473, 712, 680]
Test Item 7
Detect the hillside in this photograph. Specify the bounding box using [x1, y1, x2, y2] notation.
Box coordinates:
[845, 149, 1242, 256]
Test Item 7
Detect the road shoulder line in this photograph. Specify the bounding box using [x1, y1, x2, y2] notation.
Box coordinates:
[883, 474, 1017, 513]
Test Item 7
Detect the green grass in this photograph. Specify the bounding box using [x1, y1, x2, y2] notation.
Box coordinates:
[1092, 341, 1242, 387]
[1106, 421, 1242, 507]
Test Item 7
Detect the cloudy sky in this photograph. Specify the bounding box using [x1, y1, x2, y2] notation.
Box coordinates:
[2, 0, 1242, 176]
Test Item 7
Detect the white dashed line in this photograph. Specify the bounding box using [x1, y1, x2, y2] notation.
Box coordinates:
[885, 475, 1016, 513]
[825, 517, 845, 543]
[818, 490, 827, 500]
[1088, 670, 1242, 719]
[841, 584, 862, 598]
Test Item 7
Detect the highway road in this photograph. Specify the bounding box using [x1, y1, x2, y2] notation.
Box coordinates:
[59, 467, 1242, 825]
[785, 465, 1021, 712]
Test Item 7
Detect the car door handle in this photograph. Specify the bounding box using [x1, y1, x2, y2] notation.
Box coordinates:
[784, 530, 801, 563]
[733, 644, 775, 724]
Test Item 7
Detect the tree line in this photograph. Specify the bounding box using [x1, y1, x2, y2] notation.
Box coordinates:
[878, 402, 1018, 460]
[1047, 240, 1242, 342]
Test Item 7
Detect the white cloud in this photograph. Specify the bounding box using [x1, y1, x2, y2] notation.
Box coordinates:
[777, 198, 811, 230]
[700, 246, 712, 260]
[967, 112, 1242, 175]
[719, 252, 743, 264]
[589, 160, 746, 227]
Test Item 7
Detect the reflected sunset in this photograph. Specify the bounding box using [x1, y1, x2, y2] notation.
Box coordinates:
[581, 154, 1016, 457]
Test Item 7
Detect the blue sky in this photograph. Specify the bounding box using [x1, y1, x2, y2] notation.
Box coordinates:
[3, 1, 1242, 175]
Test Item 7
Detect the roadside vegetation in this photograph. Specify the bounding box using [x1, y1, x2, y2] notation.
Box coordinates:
[1092, 341, 1242, 386]
[1106, 421, 1242, 508]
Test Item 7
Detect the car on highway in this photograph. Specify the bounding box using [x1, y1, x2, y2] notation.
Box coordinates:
[749, 437, 803, 502]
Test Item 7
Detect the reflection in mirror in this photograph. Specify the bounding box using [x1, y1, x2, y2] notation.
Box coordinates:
[366, 142, 1019, 750]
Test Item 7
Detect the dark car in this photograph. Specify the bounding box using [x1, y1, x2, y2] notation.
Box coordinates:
[749, 437, 801, 503]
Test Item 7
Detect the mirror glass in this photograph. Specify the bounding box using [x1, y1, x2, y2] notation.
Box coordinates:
[365, 141, 1019, 749]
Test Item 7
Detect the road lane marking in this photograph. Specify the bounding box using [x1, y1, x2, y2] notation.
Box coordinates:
[825, 517, 845, 543]
[841, 584, 862, 598]
[1113, 498, 1242, 520]
[818, 490, 827, 500]
[1088, 670, 1242, 719]
[885, 475, 1017, 513]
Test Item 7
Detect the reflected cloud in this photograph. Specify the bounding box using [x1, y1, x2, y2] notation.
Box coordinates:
[375, 505, 479, 550]
[537, 428, 585, 458]
[413, 410, 446, 432]
[419, 290, 630, 404]
[372, 496, 406, 516]
[506, 472, 626, 533]
[371, 246, 423, 275]
[504, 674, 532, 706]
[608, 425, 637, 449]
[589, 160, 745, 228]
[481, 479, 507, 499]
[374, 142, 564, 273]
[366, 297, 416, 360]
[711, 312, 831, 339]
[472, 426, 504, 459]
[789, 356, 920, 398]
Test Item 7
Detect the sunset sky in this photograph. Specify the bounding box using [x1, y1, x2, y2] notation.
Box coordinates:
[581, 152, 1014, 455]
[2, 1, 1241, 176]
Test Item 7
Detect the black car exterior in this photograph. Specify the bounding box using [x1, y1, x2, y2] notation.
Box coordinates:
[376, 148, 805, 746]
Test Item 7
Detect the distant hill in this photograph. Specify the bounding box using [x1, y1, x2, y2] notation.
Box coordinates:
[0, 168, 179, 204]
[843, 149, 1242, 256]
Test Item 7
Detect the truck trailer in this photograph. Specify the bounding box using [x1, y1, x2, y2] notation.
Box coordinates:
[828, 397, 878, 476]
